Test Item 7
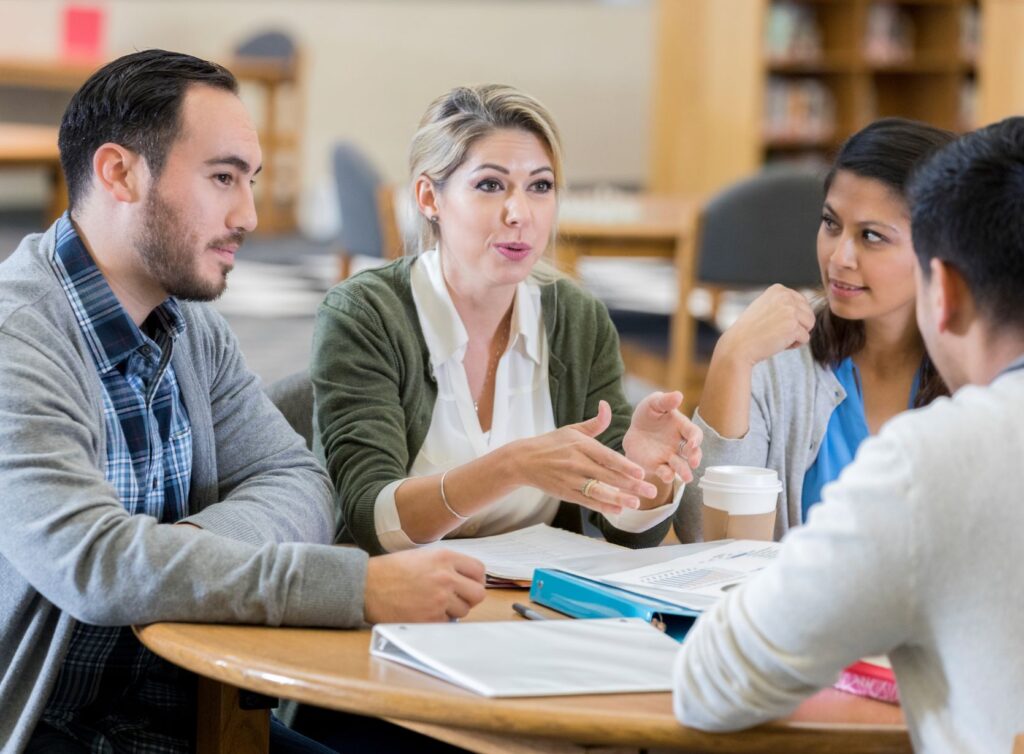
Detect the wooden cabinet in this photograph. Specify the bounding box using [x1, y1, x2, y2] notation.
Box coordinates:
[649, 0, 1010, 196]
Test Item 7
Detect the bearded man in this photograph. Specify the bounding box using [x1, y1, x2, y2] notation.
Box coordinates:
[0, 49, 484, 754]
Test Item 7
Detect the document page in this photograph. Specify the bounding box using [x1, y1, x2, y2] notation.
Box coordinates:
[426, 524, 626, 583]
[600, 540, 781, 609]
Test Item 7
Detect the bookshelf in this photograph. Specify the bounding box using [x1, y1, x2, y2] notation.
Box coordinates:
[649, 0, 1010, 196]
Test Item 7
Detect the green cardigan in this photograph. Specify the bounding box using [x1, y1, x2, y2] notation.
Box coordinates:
[311, 256, 670, 555]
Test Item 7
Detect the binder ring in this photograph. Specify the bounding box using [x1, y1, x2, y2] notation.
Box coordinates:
[581, 478, 599, 498]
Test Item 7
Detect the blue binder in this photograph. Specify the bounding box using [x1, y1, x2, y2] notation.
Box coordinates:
[529, 569, 702, 641]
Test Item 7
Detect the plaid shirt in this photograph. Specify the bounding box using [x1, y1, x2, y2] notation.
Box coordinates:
[40, 216, 195, 753]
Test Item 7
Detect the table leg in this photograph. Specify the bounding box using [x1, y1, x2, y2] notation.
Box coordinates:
[196, 676, 270, 754]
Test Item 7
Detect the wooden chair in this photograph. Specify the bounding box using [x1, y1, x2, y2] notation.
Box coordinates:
[231, 31, 304, 234]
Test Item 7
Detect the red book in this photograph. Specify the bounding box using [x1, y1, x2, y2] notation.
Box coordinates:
[835, 656, 899, 704]
[62, 5, 105, 62]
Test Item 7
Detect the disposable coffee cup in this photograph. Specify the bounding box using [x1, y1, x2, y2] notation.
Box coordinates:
[699, 466, 782, 541]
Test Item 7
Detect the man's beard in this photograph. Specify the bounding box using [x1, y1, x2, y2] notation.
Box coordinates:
[136, 188, 245, 302]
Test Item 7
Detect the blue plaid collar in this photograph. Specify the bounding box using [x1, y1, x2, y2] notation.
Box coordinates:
[51, 214, 186, 373]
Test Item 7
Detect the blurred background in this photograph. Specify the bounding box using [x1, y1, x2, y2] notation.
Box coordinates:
[1, 0, 1020, 403]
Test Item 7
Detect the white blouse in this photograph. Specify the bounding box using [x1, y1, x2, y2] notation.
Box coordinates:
[373, 249, 678, 552]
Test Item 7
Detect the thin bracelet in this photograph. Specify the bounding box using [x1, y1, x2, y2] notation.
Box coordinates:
[440, 469, 469, 521]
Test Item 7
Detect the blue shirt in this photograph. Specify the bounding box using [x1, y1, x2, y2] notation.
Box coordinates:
[41, 216, 195, 752]
[801, 357, 919, 522]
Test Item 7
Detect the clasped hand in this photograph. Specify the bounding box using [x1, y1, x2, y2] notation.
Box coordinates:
[507, 398, 701, 516]
[506, 400, 654, 516]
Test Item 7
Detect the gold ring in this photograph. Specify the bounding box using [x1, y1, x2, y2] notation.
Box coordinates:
[581, 478, 599, 498]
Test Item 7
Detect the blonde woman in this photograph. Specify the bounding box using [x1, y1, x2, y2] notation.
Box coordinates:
[311, 84, 703, 555]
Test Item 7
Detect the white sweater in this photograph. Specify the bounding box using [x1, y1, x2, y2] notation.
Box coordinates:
[673, 364, 1024, 754]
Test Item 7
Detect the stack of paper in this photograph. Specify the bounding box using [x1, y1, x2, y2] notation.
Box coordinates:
[425, 524, 627, 586]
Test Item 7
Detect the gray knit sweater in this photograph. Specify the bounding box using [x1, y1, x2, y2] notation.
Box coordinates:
[0, 225, 369, 753]
[675, 366, 1024, 752]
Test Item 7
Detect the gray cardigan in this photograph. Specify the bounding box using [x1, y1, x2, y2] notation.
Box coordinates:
[0, 226, 369, 753]
[675, 346, 844, 542]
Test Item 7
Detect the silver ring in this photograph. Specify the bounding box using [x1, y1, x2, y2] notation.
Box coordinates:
[581, 478, 599, 498]
[676, 439, 688, 457]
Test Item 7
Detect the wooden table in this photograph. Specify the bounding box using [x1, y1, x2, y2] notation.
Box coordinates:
[557, 194, 701, 404]
[0, 123, 66, 222]
[135, 589, 909, 754]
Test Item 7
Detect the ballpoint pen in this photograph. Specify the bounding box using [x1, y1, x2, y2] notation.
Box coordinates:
[512, 602, 547, 621]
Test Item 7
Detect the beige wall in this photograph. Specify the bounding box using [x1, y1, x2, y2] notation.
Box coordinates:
[0, 0, 654, 230]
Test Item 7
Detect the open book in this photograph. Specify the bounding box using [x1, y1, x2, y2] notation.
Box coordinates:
[595, 539, 782, 609]
[370, 617, 679, 697]
[531, 540, 783, 635]
[424, 523, 628, 586]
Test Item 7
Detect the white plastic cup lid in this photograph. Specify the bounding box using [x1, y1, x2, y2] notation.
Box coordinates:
[698, 465, 783, 494]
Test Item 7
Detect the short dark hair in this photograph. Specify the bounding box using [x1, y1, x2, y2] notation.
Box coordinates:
[58, 49, 237, 212]
[909, 116, 1024, 332]
[811, 118, 956, 407]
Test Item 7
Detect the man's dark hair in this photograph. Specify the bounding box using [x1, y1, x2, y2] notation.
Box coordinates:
[810, 118, 956, 407]
[58, 49, 238, 212]
[909, 116, 1024, 332]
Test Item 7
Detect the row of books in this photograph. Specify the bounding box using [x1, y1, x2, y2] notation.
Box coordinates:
[763, 77, 837, 144]
[765, 1, 981, 66]
[764, 76, 978, 148]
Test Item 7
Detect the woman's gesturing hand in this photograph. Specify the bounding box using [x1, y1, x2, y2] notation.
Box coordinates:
[506, 400, 658, 516]
[622, 391, 703, 484]
[717, 284, 815, 368]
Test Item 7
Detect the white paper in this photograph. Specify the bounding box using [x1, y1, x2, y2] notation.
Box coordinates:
[600, 540, 781, 609]
[425, 524, 626, 583]
[370, 617, 679, 697]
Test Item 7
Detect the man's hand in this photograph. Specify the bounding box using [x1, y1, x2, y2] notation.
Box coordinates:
[363, 548, 486, 624]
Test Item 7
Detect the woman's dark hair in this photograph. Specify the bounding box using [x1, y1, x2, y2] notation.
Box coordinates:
[809, 118, 955, 407]
[58, 49, 237, 212]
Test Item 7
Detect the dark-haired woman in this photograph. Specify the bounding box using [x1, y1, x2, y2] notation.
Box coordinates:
[675, 118, 954, 542]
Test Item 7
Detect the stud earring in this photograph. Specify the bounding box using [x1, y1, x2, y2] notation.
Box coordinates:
[429, 215, 439, 223]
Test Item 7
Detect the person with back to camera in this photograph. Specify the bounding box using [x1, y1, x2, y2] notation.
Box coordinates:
[311, 84, 704, 556]
[675, 118, 954, 543]
[674, 115, 1024, 754]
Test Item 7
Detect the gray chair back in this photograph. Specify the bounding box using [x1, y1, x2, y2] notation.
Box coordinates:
[333, 142, 384, 259]
[235, 30, 296, 61]
[697, 165, 825, 288]
[265, 371, 314, 450]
